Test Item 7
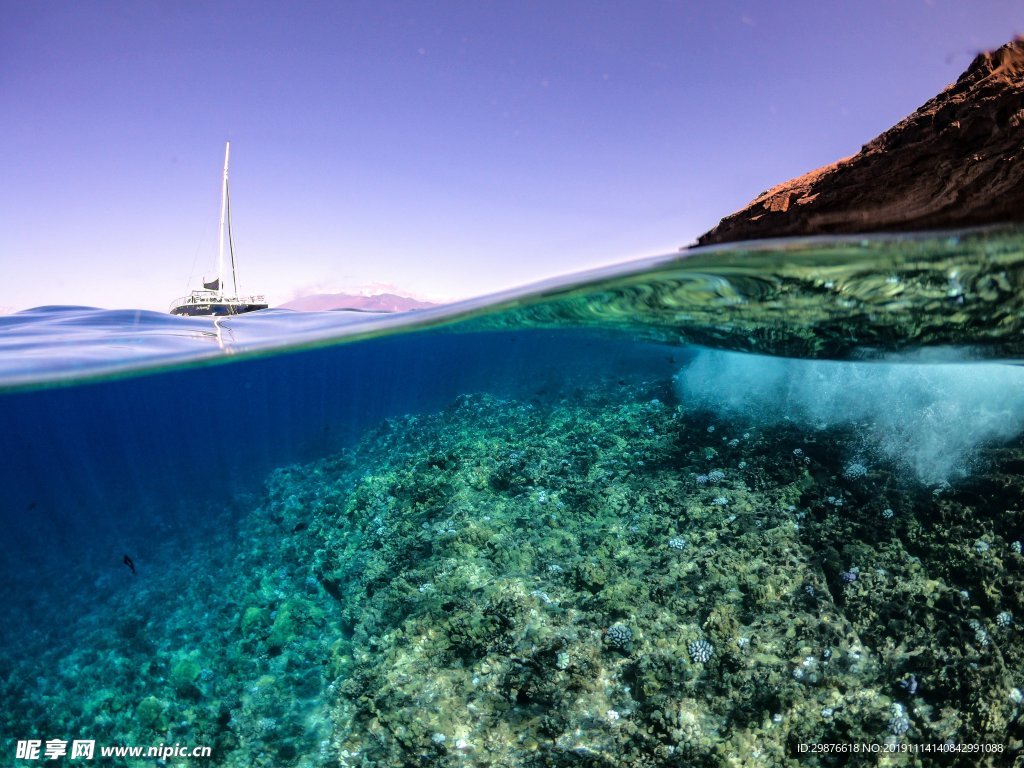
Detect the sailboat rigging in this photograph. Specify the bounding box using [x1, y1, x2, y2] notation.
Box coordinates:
[170, 142, 268, 316]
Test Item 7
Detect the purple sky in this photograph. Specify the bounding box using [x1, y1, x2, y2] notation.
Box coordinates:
[1, 1, 1020, 312]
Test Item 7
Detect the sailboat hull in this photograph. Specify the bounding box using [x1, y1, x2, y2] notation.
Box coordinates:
[170, 298, 268, 316]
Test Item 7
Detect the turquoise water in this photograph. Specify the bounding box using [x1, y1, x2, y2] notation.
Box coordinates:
[5, 226, 1024, 392]
[2, 228, 1023, 766]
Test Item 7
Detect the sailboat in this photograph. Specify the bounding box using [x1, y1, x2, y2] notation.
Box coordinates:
[170, 142, 268, 316]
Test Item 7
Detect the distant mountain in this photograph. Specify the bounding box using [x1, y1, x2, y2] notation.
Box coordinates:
[277, 292, 440, 312]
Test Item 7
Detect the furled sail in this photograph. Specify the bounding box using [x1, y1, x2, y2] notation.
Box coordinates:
[203, 277, 221, 290]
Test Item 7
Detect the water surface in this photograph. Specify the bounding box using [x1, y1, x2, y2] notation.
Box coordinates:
[2, 228, 1022, 767]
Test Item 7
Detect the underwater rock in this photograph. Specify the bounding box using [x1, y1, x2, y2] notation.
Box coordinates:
[697, 39, 1024, 245]
[136, 695, 168, 731]
[169, 658, 203, 699]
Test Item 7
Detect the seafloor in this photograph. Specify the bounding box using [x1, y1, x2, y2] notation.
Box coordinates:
[2, 381, 1023, 767]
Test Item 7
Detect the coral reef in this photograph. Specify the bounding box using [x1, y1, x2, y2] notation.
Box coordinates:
[2, 381, 1022, 766]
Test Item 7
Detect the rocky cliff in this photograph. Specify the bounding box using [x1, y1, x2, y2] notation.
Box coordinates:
[697, 39, 1024, 246]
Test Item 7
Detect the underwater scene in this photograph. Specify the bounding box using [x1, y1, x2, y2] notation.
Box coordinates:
[2, 228, 1024, 767]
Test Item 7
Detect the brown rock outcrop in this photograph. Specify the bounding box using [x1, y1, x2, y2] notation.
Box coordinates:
[697, 39, 1024, 246]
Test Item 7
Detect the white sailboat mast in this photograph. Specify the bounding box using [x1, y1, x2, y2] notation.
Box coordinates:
[216, 141, 231, 301]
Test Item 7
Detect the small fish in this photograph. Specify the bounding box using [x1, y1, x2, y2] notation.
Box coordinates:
[123, 555, 136, 575]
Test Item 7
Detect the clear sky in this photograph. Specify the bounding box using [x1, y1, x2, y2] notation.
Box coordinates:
[1, 1, 1020, 312]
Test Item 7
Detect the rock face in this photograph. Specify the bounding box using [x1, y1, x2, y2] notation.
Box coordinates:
[697, 39, 1024, 246]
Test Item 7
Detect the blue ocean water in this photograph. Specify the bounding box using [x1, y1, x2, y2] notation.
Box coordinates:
[2, 228, 1024, 766]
